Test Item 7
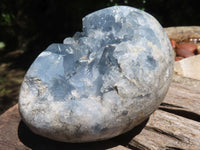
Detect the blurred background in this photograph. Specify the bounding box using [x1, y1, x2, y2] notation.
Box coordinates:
[0, 0, 200, 114]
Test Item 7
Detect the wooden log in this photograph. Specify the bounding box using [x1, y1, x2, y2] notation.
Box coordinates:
[1, 74, 200, 150]
[130, 110, 200, 150]
[0, 104, 30, 150]
[129, 75, 200, 149]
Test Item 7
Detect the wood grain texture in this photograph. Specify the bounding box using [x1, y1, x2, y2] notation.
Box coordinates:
[0, 105, 30, 150]
[129, 75, 200, 150]
[1, 74, 200, 150]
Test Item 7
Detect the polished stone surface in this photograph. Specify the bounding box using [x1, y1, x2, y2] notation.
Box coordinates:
[19, 6, 174, 142]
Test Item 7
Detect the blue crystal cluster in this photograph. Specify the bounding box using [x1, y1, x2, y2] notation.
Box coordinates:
[19, 6, 174, 142]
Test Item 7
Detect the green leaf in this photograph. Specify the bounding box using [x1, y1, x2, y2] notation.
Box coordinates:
[0, 42, 6, 49]
[0, 13, 13, 25]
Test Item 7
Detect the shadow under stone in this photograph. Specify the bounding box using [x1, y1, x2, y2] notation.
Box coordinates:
[18, 119, 148, 150]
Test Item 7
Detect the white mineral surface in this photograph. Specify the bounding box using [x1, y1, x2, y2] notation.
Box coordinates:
[19, 6, 174, 142]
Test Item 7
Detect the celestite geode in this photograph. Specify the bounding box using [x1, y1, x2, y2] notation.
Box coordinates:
[19, 6, 174, 142]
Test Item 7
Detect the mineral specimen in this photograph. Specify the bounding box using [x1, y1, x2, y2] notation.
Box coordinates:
[19, 6, 174, 142]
